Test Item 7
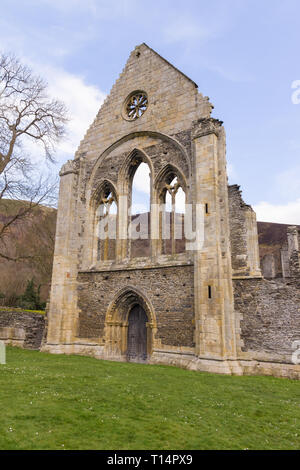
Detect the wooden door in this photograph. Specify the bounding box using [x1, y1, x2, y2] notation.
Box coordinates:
[127, 305, 147, 362]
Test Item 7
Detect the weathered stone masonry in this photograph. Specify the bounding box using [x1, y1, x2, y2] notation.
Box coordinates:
[42, 43, 300, 379]
[0, 310, 45, 349]
[228, 184, 261, 278]
[77, 265, 195, 348]
[234, 279, 300, 358]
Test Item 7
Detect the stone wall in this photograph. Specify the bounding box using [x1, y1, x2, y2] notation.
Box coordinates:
[75, 43, 212, 163]
[77, 264, 195, 348]
[228, 185, 261, 277]
[0, 309, 45, 349]
[233, 279, 300, 362]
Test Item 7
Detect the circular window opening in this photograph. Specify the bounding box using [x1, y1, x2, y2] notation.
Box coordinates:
[123, 91, 148, 121]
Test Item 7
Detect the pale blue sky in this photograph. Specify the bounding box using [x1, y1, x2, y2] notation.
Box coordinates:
[1, 0, 300, 222]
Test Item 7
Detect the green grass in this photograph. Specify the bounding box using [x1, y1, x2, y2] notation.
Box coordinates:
[0, 347, 299, 450]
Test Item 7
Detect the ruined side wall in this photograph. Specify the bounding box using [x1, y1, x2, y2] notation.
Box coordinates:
[234, 279, 300, 362]
[77, 265, 195, 348]
[0, 310, 45, 349]
[228, 185, 261, 277]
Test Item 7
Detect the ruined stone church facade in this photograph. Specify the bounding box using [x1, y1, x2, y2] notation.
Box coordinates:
[43, 44, 300, 379]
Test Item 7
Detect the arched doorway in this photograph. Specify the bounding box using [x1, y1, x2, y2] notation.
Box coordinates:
[104, 287, 156, 361]
[127, 304, 148, 362]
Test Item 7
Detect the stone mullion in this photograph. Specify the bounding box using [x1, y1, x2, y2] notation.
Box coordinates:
[150, 195, 160, 261]
[149, 171, 157, 261]
[171, 194, 176, 255]
[116, 192, 128, 262]
[92, 212, 100, 264]
[103, 203, 112, 262]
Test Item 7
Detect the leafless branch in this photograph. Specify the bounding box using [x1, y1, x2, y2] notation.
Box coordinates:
[0, 52, 68, 174]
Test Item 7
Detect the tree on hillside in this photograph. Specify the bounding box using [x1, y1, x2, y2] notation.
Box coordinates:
[0, 52, 68, 262]
[18, 278, 44, 311]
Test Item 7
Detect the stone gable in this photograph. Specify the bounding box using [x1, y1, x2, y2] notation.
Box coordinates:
[75, 43, 213, 161]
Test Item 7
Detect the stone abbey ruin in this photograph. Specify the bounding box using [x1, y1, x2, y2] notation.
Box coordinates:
[41, 44, 299, 378]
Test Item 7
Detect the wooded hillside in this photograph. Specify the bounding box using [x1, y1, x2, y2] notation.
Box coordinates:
[0, 199, 56, 307]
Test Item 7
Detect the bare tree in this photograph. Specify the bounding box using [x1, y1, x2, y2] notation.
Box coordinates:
[0, 53, 67, 172]
[0, 52, 68, 263]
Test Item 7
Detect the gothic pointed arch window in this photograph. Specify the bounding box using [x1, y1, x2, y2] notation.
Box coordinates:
[125, 150, 152, 259]
[130, 161, 151, 258]
[158, 167, 186, 255]
[94, 183, 118, 262]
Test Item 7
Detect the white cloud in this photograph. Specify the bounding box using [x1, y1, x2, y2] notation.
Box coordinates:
[0, 11, 106, 163]
[0, 10, 98, 64]
[253, 199, 300, 225]
[21, 62, 106, 164]
[132, 163, 151, 193]
[45, 66, 106, 157]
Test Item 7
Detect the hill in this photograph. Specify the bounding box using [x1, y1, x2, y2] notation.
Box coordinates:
[0, 199, 57, 306]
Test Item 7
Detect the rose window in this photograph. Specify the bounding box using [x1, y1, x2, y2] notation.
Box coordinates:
[125, 92, 148, 120]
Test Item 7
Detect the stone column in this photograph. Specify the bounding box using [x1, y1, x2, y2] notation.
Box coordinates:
[42, 160, 80, 352]
[287, 226, 300, 280]
[281, 245, 291, 278]
[261, 254, 276, 278]
[245, 209, 262, 277]
[288, 226, 299, 255]
[192, 118, 242, 375]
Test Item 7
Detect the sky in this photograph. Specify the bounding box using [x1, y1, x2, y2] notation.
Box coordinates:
[1, 0, 300, 223]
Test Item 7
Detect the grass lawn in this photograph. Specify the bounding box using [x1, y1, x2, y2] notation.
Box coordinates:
[0, 347, 299, 450]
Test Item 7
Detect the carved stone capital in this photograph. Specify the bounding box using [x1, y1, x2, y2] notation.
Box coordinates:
[59, 159, 79, 177]
[192, 118, 223, 139]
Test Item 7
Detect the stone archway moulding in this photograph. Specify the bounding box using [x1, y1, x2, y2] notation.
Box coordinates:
[103, 285, 157, 360]
[106, 285, 157, 325]
[88, 130, 191, 190]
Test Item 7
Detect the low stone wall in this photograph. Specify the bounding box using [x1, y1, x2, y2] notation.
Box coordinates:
[0, 309, 45, 350]
[233, 278, 300, 363]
